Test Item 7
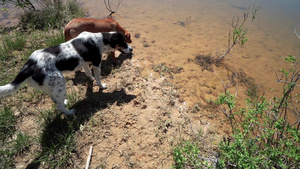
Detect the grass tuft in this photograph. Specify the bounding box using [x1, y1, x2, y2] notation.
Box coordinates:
[26, 110, 77, 168]
[0, 32, 27, 61]
[0, 106, 16, 142]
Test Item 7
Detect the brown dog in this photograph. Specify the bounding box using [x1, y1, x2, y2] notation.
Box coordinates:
[64, 17, 132, 63]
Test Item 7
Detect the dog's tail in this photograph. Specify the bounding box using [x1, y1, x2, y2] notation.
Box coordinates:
[0, 84, 20, 97]
[0, 61, 34, 97]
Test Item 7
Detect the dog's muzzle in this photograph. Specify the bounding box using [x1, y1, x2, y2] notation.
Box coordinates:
[119, 45, 133, 54]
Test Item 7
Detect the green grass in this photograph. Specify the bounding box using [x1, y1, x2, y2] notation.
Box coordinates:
[34, 110, 77, 168]
[45, 31, 65, 47]
[0, 106, 16, 142]
[0, 106, 32, 168]
[13, 133, 31, 155]
[0, 1, 85, 167]
[0, 32, 26, 61]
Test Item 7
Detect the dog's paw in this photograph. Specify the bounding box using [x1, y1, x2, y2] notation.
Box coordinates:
[100, 83, 107, 89]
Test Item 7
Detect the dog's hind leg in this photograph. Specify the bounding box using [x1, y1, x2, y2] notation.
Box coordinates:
[92, 66, 107, 89]
[82, 62, 95, 80]
[51, 86, 76, 115]
[47, 75, 75, 115]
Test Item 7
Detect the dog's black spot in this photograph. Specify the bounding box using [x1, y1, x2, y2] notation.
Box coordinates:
[55, 57, 80, 71]
[102, 32, 110, 45]
[71, 38, 101, 66]
[12, 59, 45, 86]
[102, 32, 128, 49]
[43, 45, 62, 56]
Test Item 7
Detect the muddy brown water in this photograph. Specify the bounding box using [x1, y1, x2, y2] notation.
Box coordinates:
[78, 0, 300, 117]
[1, 0, 300, 116]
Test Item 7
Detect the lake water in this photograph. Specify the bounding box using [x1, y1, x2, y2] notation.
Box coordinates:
[78, 0, 300, 95]
[78, 0, 300, 124]
[1, 0, 299, 116]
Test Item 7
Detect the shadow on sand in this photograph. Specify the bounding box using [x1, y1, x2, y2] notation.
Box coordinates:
[25, 53, 135, 169]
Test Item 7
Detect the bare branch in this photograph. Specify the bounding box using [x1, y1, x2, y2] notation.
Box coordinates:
[295, 26, 300, 39]
[103, 0, 123, 18]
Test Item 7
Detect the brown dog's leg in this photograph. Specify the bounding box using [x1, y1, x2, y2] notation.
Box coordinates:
[109, 52, 118, 64]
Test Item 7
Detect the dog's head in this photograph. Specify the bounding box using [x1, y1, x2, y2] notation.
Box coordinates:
[125, 32, 132, 43]
[104, 32, 132, 53]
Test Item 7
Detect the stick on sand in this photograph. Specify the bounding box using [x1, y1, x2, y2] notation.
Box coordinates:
[85, 146, 93, 169]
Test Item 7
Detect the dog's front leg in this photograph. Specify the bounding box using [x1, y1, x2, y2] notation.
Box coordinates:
[92, 66, 107, 89]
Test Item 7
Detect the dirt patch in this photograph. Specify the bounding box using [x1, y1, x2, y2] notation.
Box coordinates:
[0, 53, 229, 168]
[68, 58, 227, 168]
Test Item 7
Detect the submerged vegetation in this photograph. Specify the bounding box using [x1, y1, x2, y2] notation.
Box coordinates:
[192, 3, 260, 70]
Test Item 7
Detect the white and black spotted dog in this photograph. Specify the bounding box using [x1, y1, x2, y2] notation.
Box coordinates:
[0, 31, 132, 115]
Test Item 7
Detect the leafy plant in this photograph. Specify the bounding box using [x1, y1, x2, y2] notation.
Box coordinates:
[192, 3, 260, 70]
[216, 4, 259, 62]
[216, 94, 300, 168]
[173, 140, 200, 169]
[215, 56, 300, 168]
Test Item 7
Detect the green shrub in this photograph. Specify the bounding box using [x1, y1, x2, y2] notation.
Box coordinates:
[173, 140, 201, 169]
[215, 55, 300, 168]
[18, 0, 84, 30]
[172, 55, 299, 169]
[216, 93, 300, 168]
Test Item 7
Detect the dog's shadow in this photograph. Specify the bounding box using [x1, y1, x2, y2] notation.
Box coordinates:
[73, 79, 136, 113]
[26, 71, 136, 169]
[73, 53, 133, 85]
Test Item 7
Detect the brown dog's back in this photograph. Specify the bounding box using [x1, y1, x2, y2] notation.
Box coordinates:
[64, 18, 131, 43]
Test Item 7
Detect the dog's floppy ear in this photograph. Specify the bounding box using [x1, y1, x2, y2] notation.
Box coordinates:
[110, 32, 125, 47]
[108, 32, 127, 49]
[102, 32, 127, 49]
